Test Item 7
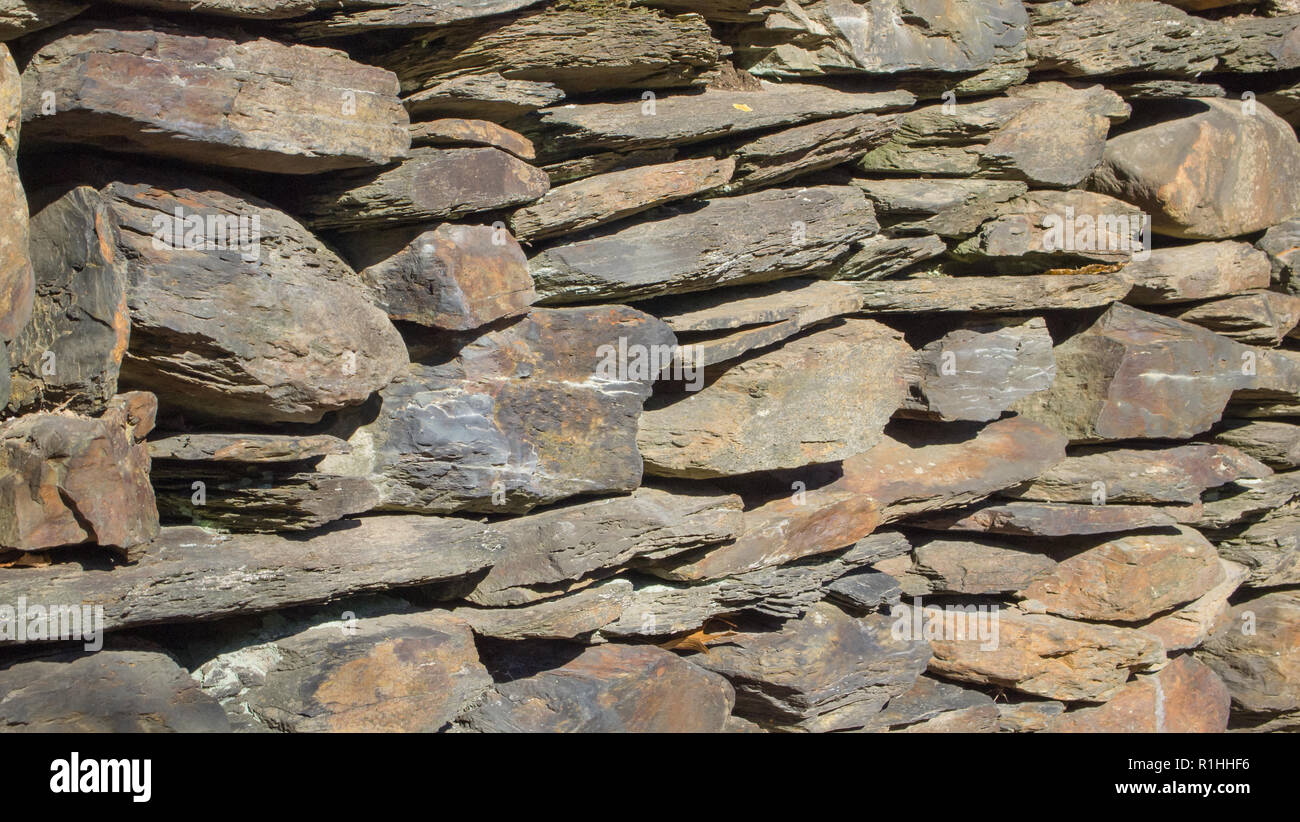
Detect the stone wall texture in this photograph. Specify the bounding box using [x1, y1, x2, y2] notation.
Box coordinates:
[0, 0, 1298, 734]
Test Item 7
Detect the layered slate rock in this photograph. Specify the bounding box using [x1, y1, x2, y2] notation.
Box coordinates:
[20, 22, 409, 174]
[198, 612, 491, 732]
[1172, 291, 1300, 346]
[0, 0, 84, 40]
[858, 83, 1128, 188]
[509, 157, 734, 241]
[5, 187, 128, 415]
[900, 316, 1056, 422]
[1091, 99, 1300, 239]
[151, 466, 379, 532]
[1214, 507, 1300, 588]
[1002, 443, 1272, 505]
[1143, 559, 1249, 652]
[732, 0, 1028, 83]
[853, 274, 1130, 314]
[286, 0, 548, 38]
[913, 501, 1178, 538]
[851, 178, 1027, 239]
[638, 319, 910, 478]
[909, 537, 1057, 595]
[380, 3, 726, 97]
[1197, 592, 1300, 728]
[1257, 218, 1300, 294]
[0, 42, 31, 344]
[321, 307, 674, 514]
[1026, 0, 1225, 77]
[531, 186, 877, 304]
[523, 82, 914, 163]
[1213, 420, 1300, 470]
[864, 675, 998, 733]
[0, 646, 229, 732]
[1018, 527, 1224, 622]
[0, 392, 158, 553]
[0, 518, 496, 636]
[689, 604, 932, 733]
[333, 223, 536, 331]
[97, 170, 408, 424]
[1047, 656, 1230, 733]
[925, 606, 1166, 702]
[604, 532, 911, 637]
[401, 72, 564, 121]
[717, 113, 896, 194]
[148, 433, 350, 464]
[461, 643, 735, 733]
[290, 146, 549, 231]
[452, 579, 632, 641]
[460, 487, 741, 607]
[1120, 242, 1272, 305]
[1012, 304, 1292, 442]
[408, 117, 536, 159]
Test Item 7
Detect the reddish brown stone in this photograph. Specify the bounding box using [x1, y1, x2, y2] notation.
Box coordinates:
[1047, 656, 1230, 733]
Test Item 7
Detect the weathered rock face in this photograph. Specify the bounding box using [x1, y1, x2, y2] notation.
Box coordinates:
[286, 0, 548, 38]
[98, 171, 408, 424]
[910, 536, 1058, 595]
[409, 117, 536, 159]
[322, 307, 673, 514]
[0, 42, 31, 345]
[531, 185, 878, 304]
[0, 392, 158, 552]
[900, 316, 1056, 422]
[732, 0, 1028, 81]
[1214, 420, 1300, 469]
[381, 3, 726, 97]
[1143, 559, 1249, 652]
[913, 501, 1179, 537]
[689, 603, 932, 732]
[198, 612, 491, 732]
[0, 645, 229, 732]
[1003, 443, 1272, 505]
[638, 319, 910, 478]
[1214, 507, 1300, 588]
[0, 0, 85, 40]
[1092, 99, 1300, 239]
[509, 157, 734, 241]
[20, 23, 410, 173]
[290, 146, 549, 231]
[925, 606, 1166, 702]
[1018, 527, 1224, 622]
[1197, 592, 1300, 723]
[1047, 656, 1230, 733]
[5, 187, 128, 415]
[334, 223, 536, 331]
[853, 273, 1130, 314]
[1120, 242, 1272, 305]
[523, 82, 914, 162]
[1012, 304, 1280, 442]
[719, 112, 897, 194]
[461, 643, 735, 733]
[1172, 290, 1300, 346]
[853, 178, 1027, 239]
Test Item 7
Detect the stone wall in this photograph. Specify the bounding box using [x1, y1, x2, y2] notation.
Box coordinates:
[0, 0, 1298, 733]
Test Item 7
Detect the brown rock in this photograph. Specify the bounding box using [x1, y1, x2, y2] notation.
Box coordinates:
[381, 4, 726, 97]
[321, 307, 674, 514]
[851, 178, 1028, 239]
[914, 501, 1179, 537]
[5, 186, 128, 415]
[0, 42, 30, 343]
[1142, 559, 1249, 652]
[1047, 656, 1230, 733]
[1121, 242, 1272, 305]
[99, 169, 409, 424]
[638, 319, 910, 478]
[1019, 526, 1224, 622]
[0, 392, 158, 552]
[0, 645, 229, 732]
[452, 579, 631, 641]
[147, 433, 350, 463]
[200, 612, 491, 732]
[290, 146, 549, 231]
[865, 675, 998, 733]
[1197, 591, 1300, 720]
[0, 1, 84, 40]
[853, 273, 1130, 314]
[333, 223, 535, 331]
[1092, 98, 1300, 239]
[1002, 443, 1272, 504]
[409, 117, 536, 159]
[1171, 290, 1300, 346]
[509, 157, 734, 241]
[719, 113, 897, 193]
[462, 643, 735, 733]
[401, 73, 564, 122]
[288, 0, 547, 38]
[1214, 506, 1300, 588]
[1212, 419, 1300, 469]
[926, 606, 1166, 702]
[21, 22, 409, 174]
[689, 603, 932, 732]
[911, 537, 1057, 595]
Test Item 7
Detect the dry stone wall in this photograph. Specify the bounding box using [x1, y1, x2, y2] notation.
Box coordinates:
[0, 0, 1298, 733]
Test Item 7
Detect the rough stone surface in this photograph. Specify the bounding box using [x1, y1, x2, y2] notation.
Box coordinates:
[0, 42, 31, 344]
[1047, 656, 1230, 733]
[21, 23, 409, 173]
[1198, 592, 1300, 722]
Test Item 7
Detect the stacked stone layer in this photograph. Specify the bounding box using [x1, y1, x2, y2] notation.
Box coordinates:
[0, 0, 1298, 733]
